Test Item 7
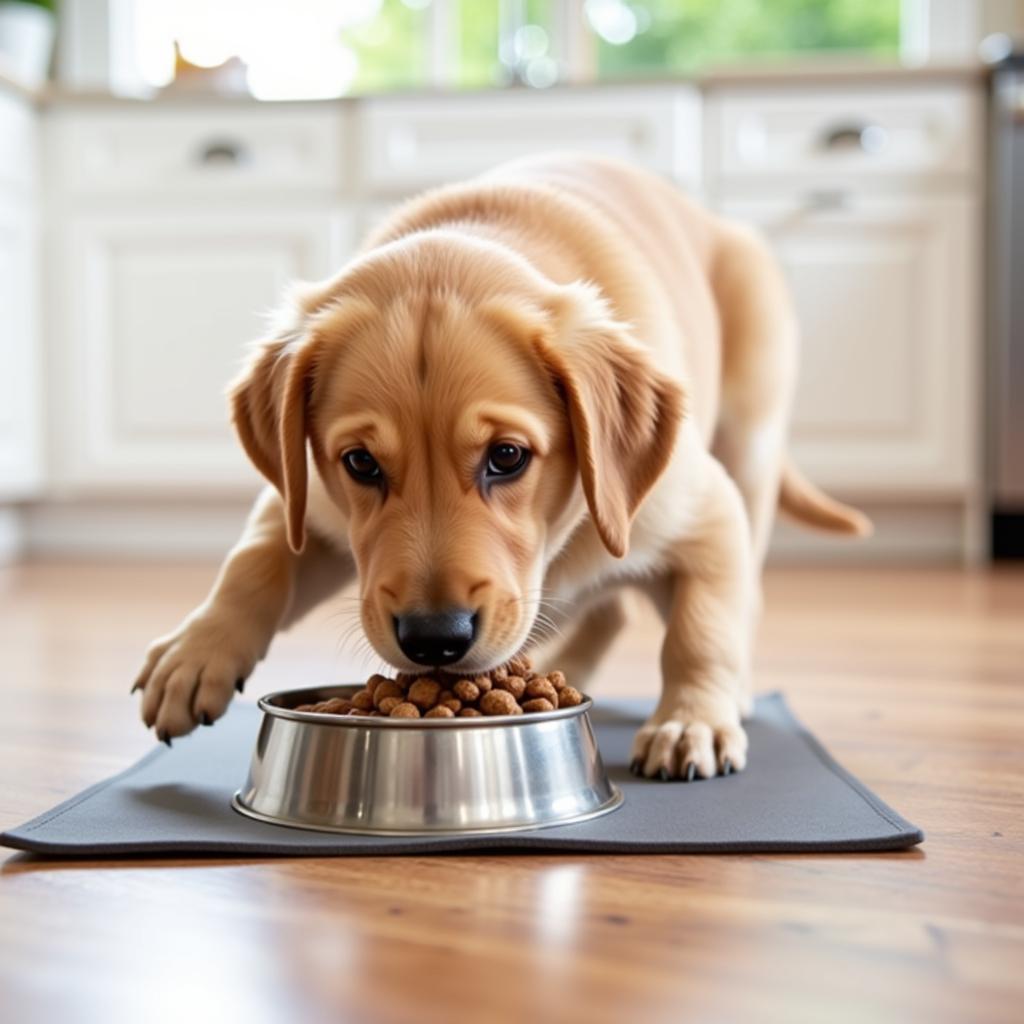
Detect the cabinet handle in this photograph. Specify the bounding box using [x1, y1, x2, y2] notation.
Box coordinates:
[819, 121, 887, 154]
[802, 189, 849, 212]
[196, 139, 250, 166]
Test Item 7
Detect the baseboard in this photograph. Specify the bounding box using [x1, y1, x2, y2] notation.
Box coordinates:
[20, 498, 253, 559]
[9, 497, 971, 563]
[768, 500, 968, 564]
[0, 507, 25, 564]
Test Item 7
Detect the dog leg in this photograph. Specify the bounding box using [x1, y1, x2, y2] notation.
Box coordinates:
[710, 222, 798, 572]
[630, 461, 754, 779]
[133, 488, 353, 740]
[533, 592, 629, 690]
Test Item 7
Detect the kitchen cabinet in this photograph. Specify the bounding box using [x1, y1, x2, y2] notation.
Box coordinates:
[720, 192, 977, 495]
[0, 91, 41, 499]
[52, 209, 342, 491]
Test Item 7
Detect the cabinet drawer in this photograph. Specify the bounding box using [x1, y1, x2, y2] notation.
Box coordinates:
[360, 88, 701, 192]
[48, 104, 346, 196]
[709, 85, 980, 185]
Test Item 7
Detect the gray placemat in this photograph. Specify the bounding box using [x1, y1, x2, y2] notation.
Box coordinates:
[1, 693, 922, 856]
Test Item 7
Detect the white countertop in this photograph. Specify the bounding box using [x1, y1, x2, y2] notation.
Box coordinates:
[1, 55, 988, 107]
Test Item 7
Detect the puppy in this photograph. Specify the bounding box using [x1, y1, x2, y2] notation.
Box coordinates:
[133, 155, 869, 779]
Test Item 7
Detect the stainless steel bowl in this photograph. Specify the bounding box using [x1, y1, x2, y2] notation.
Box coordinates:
[233, 684, 622, 836]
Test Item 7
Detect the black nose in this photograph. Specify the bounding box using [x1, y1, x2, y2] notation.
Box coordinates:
[394, 609, 477, 667]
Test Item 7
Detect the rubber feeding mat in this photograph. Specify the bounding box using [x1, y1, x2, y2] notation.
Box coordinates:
[1, 693, 922, 857]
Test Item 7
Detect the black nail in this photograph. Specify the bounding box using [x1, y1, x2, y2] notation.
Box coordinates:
[235, 678, 246, 693]
[159, 732, 172, 748]
[657, 768, 670, 782]
[629, 759, 643, 776]
[685, 763, 697, 783]
[199, 712, 212, 726]
[130, 681, 142, 694]
[722, 758, 733, 776]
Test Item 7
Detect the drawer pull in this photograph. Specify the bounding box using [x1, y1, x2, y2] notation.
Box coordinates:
[196, 139, 250, 167]
[819, 122, 888, 154]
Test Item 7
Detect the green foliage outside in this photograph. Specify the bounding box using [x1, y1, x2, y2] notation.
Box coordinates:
[596, 0, 901, 76]
[341, 0, 901, 95]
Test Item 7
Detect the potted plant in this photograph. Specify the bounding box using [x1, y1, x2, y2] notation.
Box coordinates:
[0, 0, 56, 88]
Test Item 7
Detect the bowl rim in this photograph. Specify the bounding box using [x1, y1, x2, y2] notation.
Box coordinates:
[258, 683, 593, 729]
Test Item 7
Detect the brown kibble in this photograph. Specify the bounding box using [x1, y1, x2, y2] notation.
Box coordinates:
[424, 705, 455, 718]
[495, 675, 526, 700]
[524, 678, 557, 704]
[489, 666, 508, 684]
[349, 707, 373, 716]
[458, 707, 483, 717]
[439, 697, 462, 713]
[453, 679, 480, 703]
[389, 702, 421, 718]
[506, 653, 532, 676]
[372, 680, 404, 709]
[546, 670, 567, 690]
[522, 697, 555, 713]
[351, 689, 375, 711]
[377, 696, 402, 715]
[473, 675, 492, 694]
[557, 686, 583, 708]
[480, 689, 523, 716]
[396, 673, 418, 689]
[365, 673, 390, 696]
[407, 678, 442, 710]
[294, 703, 315, 712]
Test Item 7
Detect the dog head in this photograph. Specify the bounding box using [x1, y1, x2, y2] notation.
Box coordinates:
[230, 234, 683, 673]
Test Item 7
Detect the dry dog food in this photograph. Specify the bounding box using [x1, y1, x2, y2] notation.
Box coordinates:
[294, 654, 583, 720]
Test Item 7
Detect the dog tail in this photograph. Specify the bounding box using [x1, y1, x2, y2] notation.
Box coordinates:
[779, 456, 873, 537]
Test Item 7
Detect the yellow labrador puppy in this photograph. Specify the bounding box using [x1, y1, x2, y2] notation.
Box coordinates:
[134, 155, 869, 780]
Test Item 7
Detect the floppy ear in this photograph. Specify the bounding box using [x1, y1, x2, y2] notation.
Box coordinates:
[228, 331, 322, 554]
[536, 284, 685, 559]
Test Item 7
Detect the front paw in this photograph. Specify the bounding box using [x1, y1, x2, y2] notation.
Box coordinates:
[629, 701, 748, 781]
[132, 612, 262, 742]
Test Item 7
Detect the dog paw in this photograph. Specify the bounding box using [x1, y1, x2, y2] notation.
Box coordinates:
[629, 702, 747, 781]
[132, 612, 263, 740]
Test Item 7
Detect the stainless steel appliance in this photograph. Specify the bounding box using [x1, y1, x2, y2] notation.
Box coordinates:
[990, 52, 1024, 557]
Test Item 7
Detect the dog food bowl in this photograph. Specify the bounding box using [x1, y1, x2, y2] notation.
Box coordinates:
[232, 684, 622, 836]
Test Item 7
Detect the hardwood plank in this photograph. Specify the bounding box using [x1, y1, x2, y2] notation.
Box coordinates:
[1, 561, 1022, 1023]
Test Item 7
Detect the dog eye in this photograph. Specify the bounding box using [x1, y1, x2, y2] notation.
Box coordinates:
[342, 448, 383, 484]
[485, 443, 530, 479]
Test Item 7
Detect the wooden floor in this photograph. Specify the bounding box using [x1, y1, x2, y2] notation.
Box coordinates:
[1, 562, 1022, 1023]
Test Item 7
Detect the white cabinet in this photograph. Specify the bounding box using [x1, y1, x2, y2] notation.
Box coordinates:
[721, 193, 977, 495]
[0, 91, 40, 500]
[53, 209, 342, 491]
[360, 87, 702, 194]
[45, 101, 351, 495]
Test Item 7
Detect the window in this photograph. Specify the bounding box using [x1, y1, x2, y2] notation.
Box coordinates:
[124, 0, 903, 100]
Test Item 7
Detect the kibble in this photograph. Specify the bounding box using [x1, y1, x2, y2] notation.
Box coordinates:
[377, 695, 402, 715]
[453, 679, 480, 703]
[351, 689, 375, 712]
[524, 678, 558, 704]
[480, 689, 523, 716]
[407, 678, 442, 710]
[389, 702, 421, 718]
[292, 653, 583, 720]
[424, 705, 455, 718]
[557, 686, 583, 708]
[521, 697, 555, 713]
[496, 675, 527, 700]
[373, 680, 404, 709]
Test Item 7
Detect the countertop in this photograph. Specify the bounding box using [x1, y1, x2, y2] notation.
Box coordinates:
[0, 56, 988, 107]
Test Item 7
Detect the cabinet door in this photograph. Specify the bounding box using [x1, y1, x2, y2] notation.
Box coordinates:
[0, 195, 41, 498]
[54, 210, 345, 492]
[719, 193, 977, 494]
